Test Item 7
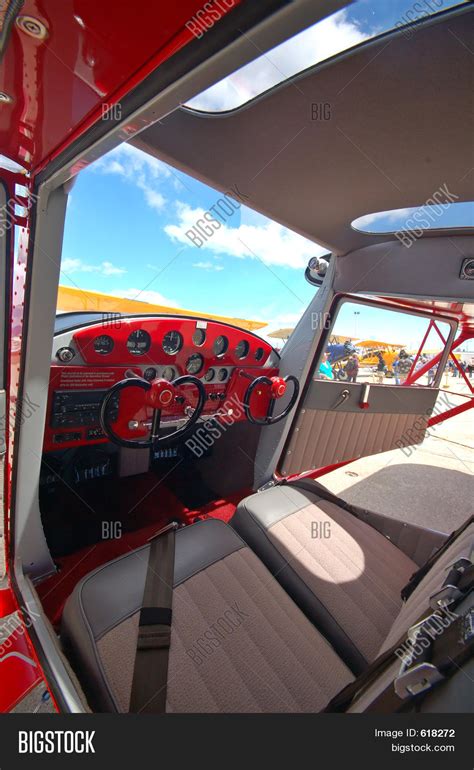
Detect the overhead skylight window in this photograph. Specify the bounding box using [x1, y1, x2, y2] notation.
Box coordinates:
[185, 0, 467, 113]
[352, 201, 474, 235]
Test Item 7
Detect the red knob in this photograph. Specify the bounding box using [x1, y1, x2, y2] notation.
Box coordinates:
[270, 376, 287, 399]
[145, 378, 175, 408]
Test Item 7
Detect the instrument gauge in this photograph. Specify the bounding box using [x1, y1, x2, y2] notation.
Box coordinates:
[186, 354, 204, 375]
[144, 367, 157, 382]
[56, 346, 75, 362]
[255, 347, 265, 362]
[127, 329, 151, 356]
[235, 340, 249, 360]
[162, 330, 183, 355]
[93, 335, 114, 355]
[213, 335, 228, 357]
[162, 367, 175, 381]
[217, 368, 228, 382]
[192, 328, 206, 347]
[204, 368, 215, 382]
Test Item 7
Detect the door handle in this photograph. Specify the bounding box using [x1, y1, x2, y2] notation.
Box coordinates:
[332, 389, 350, 409]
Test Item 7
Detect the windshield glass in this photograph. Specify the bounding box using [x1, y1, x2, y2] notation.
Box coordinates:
[59, 144, 327, 345]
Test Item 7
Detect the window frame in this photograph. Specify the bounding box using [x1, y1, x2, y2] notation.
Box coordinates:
[313, 294, 458, 390]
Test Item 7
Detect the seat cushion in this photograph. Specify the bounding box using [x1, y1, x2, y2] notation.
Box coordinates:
[62, 519, 352, 712]
[231, 484, 417, 671]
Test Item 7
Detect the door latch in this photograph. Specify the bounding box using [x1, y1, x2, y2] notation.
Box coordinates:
[332, 389, 350, 409]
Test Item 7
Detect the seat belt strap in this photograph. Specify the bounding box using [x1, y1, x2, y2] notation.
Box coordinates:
[129, 522, 177, 714]
[401, 516, 473, 601]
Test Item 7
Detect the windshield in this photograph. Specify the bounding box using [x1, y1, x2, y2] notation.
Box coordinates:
[59, 144, 327, 345]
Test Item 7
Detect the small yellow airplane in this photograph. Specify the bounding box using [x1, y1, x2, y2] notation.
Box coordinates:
[356, 339, 406, 373]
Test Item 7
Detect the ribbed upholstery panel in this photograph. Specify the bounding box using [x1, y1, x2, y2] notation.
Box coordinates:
[280, 410, 427, 474]
[266, 501, 416, 661]
[97, 547, 352, 712]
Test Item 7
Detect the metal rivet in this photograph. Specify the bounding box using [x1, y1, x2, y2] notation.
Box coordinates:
[16, 15, 49, 40]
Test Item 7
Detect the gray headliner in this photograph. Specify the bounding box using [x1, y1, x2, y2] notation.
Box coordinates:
[132, 5, 474, 256]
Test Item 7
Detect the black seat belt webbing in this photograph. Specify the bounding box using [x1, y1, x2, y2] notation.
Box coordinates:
[129, 523, 177, 714]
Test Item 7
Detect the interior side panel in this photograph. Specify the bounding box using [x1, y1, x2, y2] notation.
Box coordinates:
[280, 381, 438, 475]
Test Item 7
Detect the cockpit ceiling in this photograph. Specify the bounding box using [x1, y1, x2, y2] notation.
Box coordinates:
[132, 5, 474, 257]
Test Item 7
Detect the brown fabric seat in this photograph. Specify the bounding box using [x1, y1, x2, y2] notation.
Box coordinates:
[61, 519, 353, 712]
[231, 483, 417, 672]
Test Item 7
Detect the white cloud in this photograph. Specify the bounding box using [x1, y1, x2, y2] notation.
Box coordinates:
[187, 10, 371, 111]
[116, 288, 179, 307]
[253, 307, 306, 345]
[101, 261, 127, 276]
[61, 258, 126, 276]
[142, 187, 166, 211]
[165, 203, 326, 269]
[193, 261, 224, 272]
[94, 144, 170, 211]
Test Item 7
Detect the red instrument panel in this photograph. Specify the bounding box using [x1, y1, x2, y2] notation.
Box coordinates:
[43, 318, 278, 452]
[72, 317, 272, 368]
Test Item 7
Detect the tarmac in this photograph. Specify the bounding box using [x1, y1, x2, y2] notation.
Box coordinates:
[319, 381, 472, 532]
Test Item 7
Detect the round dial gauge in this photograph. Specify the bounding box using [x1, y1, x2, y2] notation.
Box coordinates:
[162, 367, 175, 381]
[213, 335, 228, 357]
[192, 328, 206, 347]
[144, 367, 157, 382]
[93, 335, 114, 355]
[186, 354, 204, 375]
[204, 368, 215, 382]
[255, 347, 265, 362]
[217, 368, 228, 382]
[462, 259, 474, 278]
[127, 329, 151, 356]
[235, 340, 249, 360]
[162, 330, 183, 355]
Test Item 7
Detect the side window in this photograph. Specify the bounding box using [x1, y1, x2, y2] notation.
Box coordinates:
[315, 301, 452, 387]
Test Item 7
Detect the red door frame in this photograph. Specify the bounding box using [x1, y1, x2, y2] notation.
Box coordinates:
[403, 320, 474, 426]
[0, 170, 45, 711]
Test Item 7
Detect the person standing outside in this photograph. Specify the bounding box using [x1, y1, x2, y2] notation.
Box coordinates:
[345, 354, 359, 383]
[318, 351, 334, 380]
[394, 349, 413, 385]
[375, 351, 386, 384]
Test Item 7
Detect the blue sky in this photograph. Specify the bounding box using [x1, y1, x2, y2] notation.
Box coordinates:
[61, 143, 320, 338]
[60, 0, 471, 347]
[334, 302, 452, 353]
